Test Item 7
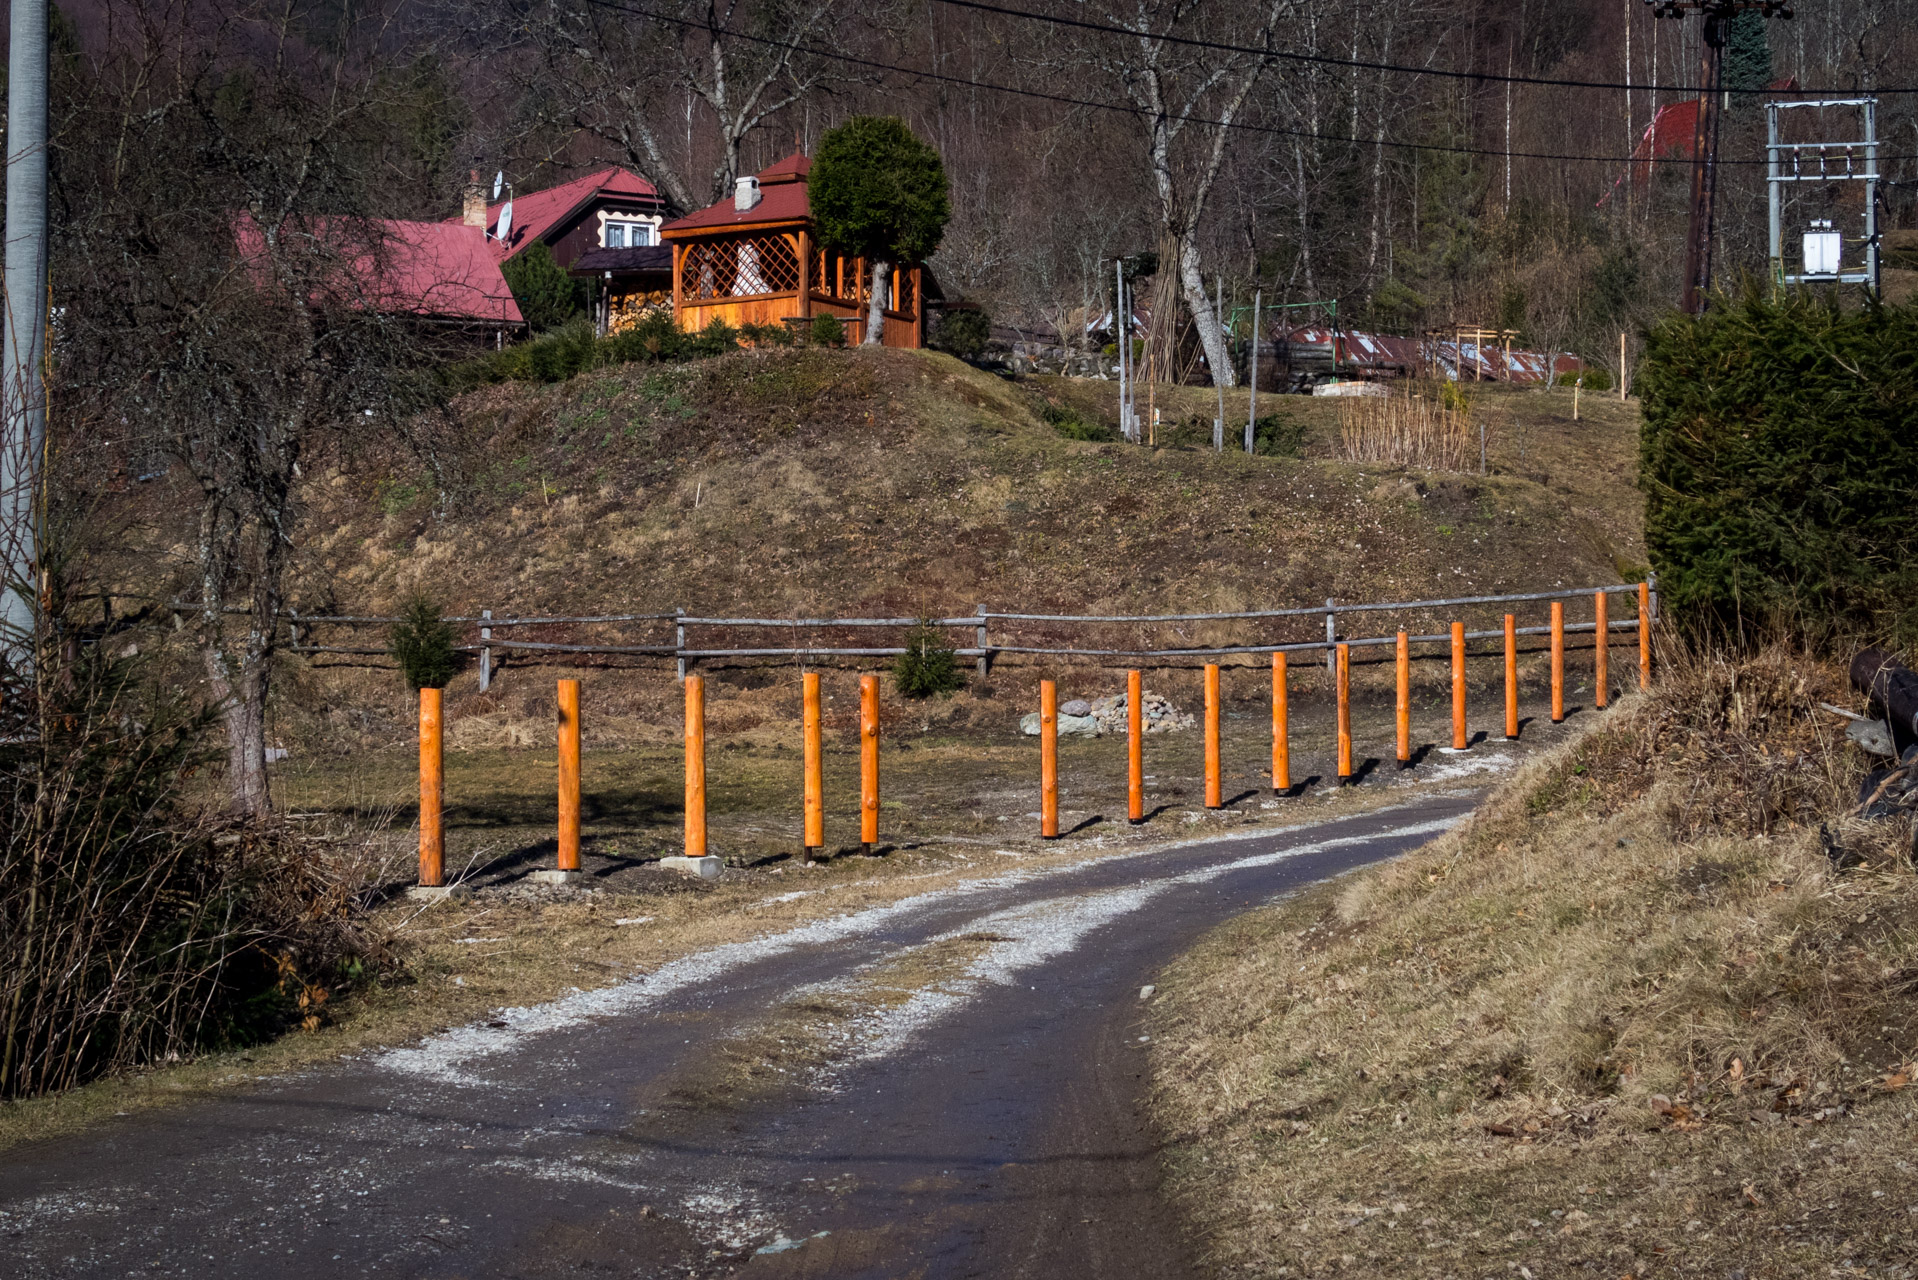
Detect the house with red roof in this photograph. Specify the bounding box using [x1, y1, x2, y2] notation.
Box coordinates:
[658, 153, 935, 348]
[449, 166, 669, 265]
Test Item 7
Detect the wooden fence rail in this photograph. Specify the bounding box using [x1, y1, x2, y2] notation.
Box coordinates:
[166, 581, 1656, 689]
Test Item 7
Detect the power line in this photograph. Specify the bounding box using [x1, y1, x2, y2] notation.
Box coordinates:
[932, 0, 1918, 97]
[580, 0, 1914, 169]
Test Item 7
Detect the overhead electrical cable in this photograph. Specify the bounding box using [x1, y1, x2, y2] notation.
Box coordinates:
[931, 0, 1918, 96]
[578, 0, 1916, 168]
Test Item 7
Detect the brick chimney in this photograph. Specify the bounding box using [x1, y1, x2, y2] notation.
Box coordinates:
[463, 170, 487, 229]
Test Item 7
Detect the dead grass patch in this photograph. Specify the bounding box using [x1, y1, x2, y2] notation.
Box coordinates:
[1148, 643, 1918, 1278]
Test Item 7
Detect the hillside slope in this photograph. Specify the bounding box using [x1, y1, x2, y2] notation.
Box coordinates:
[105, 346, 1644, 760]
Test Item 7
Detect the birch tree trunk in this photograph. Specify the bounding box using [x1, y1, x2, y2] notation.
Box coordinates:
[864, 259, 891, 346]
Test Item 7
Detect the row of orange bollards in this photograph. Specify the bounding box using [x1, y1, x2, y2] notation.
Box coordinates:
[1029, 585, 1651, 837]
[417, 587, 1653, 879]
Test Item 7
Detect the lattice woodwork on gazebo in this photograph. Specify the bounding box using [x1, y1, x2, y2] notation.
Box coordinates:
[681, 233, 802, 299]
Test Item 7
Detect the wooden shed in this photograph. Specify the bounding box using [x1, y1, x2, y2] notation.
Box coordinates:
[659, 153, 929, 348]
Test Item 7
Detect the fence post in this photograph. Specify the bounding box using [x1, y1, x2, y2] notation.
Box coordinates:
[1450, 621, 1468, 750]
[1396, 630, 1410, 765]
[1325, 598, 1337, 675]
[1272, 651, 1290, 793]
[1204, 663, 1222, 808]
[1638, 581, 1652, 690]
[1504, 614, 1519, 740]
[860, 674, 880, 852]
[976, 604, 990, 679]
[802, 671, 823, 856]
[557, 679, 581, 872]
[1550, 601, 1566, 723]
[479, 608, 493, 692]
[419, 687, 444, 887]
[1127, 668, 1144, 824]
[684, 675, 706, 858]
[676, 607, 687, 681]
[1040, 679, 1059, 839]
[1336, 643, 1353, 782]
[1594, 589, 1609, 709]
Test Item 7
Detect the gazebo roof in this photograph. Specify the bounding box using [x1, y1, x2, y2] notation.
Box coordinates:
[662, 153, 813, 235]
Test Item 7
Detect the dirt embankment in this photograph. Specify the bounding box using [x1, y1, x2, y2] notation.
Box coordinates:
[1146, 644, 1918, 1277]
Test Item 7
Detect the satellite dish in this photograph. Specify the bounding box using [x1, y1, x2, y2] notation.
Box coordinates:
[492, 170, 504, 201]
[495, 200, 513, 244]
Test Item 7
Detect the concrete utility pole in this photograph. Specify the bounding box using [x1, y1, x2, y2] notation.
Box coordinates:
[2, 0, 49, 658]
[1648, 0, 1795, 314]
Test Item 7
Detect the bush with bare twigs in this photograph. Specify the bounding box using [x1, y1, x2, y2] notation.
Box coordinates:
[1336, 383, 1477, 472]
[0, 588, 388, 1100]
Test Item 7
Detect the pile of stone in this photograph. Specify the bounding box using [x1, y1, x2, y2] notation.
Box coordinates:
[1020, 690, 1193, 738]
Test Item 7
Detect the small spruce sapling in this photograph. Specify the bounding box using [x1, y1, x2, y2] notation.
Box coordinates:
[390, 594, 458, 690]
[894, 619, 964, 698]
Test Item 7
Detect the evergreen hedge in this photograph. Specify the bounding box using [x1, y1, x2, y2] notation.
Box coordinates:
[1638, 291, 1918, 644]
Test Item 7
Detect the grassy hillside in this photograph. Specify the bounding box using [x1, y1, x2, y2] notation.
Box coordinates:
[1146, 644, 1918, 1277]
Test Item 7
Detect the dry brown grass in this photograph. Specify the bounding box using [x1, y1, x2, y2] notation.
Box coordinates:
[1147, 642, 1918, 1278]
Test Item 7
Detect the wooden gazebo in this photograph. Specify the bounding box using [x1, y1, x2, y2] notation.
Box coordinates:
[659, 153, 928, 348]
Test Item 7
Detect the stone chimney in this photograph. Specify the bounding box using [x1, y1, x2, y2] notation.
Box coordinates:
[734, 175, 762, 212]
[463, 170, 487, 229]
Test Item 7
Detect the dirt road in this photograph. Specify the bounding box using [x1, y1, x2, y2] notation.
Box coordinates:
[0, 795, 1478, 1279]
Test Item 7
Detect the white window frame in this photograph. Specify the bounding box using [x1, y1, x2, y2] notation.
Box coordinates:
[598, 209, 661, 249]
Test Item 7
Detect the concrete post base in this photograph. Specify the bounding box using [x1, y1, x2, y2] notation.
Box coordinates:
[405, 884, 472, 902]
[527, 869, 584, 885]
[659, 855, 723, 880]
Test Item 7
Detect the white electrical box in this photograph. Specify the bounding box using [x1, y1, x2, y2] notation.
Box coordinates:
[1803, 221, 1843, 276]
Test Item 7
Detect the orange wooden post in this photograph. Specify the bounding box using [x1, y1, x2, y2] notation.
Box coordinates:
[418, 687, 444, 887]
[802, 671, 823, 853]
[684, 675, 706, 858]
[1040, 679, 1059, 838]
[1550, 601, 1566, 723]
[1395, 630, 1410, 765]
[1336, 643, 1353, 782]
[1503, 614, 1519, 740]
[1126, 668, 1144, 823]
[1271, 652, 1290, 792]
[1203, 663, 1222, 808]
[1638, 581, 1652, 690]
[859, 674, 880, 850]
[557, 678, 581, 871]
[1594, 589, 1610, 709]
[1450, 622, 1468, 750]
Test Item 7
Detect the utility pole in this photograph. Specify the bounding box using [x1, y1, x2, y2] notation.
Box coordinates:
[1648, 1, 1795, 314]
[2, 0, 49, 660]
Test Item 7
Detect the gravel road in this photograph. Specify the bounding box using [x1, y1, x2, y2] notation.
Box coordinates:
[0, 793, 1479, 1279]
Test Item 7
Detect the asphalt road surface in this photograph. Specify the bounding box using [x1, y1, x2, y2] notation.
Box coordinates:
[0, 793, 1479, 1279]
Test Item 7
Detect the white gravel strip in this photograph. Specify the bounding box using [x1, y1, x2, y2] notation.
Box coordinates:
[376, 811, 1460, 1086]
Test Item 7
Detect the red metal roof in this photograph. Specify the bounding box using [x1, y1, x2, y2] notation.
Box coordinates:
[662, 153, 813, 235]
[236, 214, 522, 325]
[1284, 326, 1579, 383]
[456, 166, 665, 254]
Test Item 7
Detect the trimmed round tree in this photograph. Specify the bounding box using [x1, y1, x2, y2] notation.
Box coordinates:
[809, 117, 951, 346]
